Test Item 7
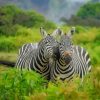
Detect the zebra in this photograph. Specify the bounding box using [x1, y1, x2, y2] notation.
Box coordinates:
[15, 27, 61, 69]
[15, 27, 59, 80]
[15, 27, 62, 69]
[50, 27, 91, 81]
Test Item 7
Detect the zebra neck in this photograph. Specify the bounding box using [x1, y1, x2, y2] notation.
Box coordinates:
[59, 57, 71, 67]
[38, 48, 49, 64]
[58, 58, 67, 66]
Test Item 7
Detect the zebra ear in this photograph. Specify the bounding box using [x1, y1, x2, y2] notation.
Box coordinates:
[67, 27, 75, 38]
[40, 27, 47, 38]
[51, 28, 64, 38]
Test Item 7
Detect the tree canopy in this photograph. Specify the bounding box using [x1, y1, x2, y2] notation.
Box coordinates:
[77, 3, 100, 19]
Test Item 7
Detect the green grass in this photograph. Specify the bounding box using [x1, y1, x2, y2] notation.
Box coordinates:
[0, 66, 100, 100]
[0, 67, 47, 100]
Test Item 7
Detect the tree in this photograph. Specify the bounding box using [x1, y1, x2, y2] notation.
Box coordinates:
[77, 3, 100, 19]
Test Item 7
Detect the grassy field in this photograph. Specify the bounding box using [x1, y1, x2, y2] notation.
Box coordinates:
[0, 66, 100, 100]
[0, 25, 100, 99]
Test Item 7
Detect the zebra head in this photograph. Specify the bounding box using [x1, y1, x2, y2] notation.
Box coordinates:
[39, 27, 59, 59]
[59, 27, 75, 64]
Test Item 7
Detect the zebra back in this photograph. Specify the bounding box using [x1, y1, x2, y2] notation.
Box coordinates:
[15, 43, 38, 69]
[72, 45, 91, 78]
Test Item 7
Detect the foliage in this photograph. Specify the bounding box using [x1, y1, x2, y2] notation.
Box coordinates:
[61, 3, 100, 27]
[0, 37, 16, 52]
[61, 15, 100, 27]
[0, 5, 56, 36]
[0, 68, 47, 100]
[0, 27, 42, 52]
[0, 67, 100, 100]
[77, 3, 100, 19]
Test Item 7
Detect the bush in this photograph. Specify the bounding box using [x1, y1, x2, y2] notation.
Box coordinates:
[0, 5, 56, 36]
[91, 46, 100, 65]
[77, 3, 100, 19]
[0, 66, 100, 100]
[0, 68, 47, 100]
[61, 16, 100, 27]
[61, 3, 100, 27]
[15, 25, 31, 36]
[0, 37, 16, 52]
[44, 21, 56, 29]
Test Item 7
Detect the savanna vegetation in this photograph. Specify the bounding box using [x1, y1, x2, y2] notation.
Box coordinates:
[61, 2, 100, 27]
[0, 3, 100, 100]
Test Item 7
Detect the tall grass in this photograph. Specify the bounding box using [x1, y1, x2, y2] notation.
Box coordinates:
[0, 67, 100, 100]
[0, 68, 47, 100]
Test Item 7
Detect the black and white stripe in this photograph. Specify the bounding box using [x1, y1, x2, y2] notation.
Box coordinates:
[72, 45, 91, 79]
[50, 27, 91, 81]
[50, 30, 75, 81]
[15, 28, 58, 80]
[15, 43, 38, 69]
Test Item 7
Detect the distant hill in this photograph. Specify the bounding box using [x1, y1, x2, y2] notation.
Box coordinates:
[0, 0, 100, 23]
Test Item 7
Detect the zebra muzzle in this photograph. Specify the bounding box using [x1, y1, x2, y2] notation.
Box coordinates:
[63, 51, 72, 64]
[63, 51, 72, 57]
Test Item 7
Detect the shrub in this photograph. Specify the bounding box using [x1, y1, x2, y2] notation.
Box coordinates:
[44, 21, 56, 29]
[0, 37, 16, 52]
[0, 5, 56, 37]
[77, 3, 100, 19]
[61, 3, 100, 27]
[0, 66, 100, 100]
[0, 68, 47, 100]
